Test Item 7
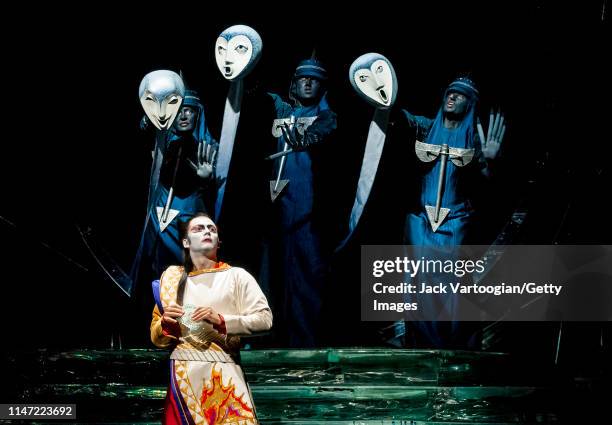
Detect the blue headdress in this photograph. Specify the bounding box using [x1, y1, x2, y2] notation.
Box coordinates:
[289, 57, 329, 108]
[169, 88, 213, 143]
[426, 77, 479, 149]
[294, 58, 328, 81]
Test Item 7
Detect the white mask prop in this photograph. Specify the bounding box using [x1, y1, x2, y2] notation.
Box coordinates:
[139, 70, 185, 130]
[214, 25, 262, 221]
[215, 25, 262, 81]
[137, 70, 186, 241]
[349, 53, 397, 109]
[338, 53, 398, 251]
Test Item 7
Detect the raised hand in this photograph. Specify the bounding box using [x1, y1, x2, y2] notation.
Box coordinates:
[188, 142, 217, 179]
[477, 109, 507, 160]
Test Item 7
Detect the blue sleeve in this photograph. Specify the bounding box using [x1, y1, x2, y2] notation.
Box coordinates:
[267, 92, 293, 117]
[402, 109, 433, 132]
[307, 109, 337, 141]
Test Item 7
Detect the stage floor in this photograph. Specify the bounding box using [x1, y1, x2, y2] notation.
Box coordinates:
[3, 348, 592, 423]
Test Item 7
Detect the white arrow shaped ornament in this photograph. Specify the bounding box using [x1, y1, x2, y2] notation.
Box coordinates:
[156, 207, 180, 232]
[415, 141, 474, 232]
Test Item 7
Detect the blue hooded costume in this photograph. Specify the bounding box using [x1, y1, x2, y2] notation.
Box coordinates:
[402, 78, 485, 348]
[133, 89, 218, 282]
[404, 78, 484, 246]
[267, 59, 337, 347]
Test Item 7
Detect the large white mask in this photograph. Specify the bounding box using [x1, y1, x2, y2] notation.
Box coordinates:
[138, 70, 185, 130]
[349, 53, 397, 109]
[215, 25, 262, 80]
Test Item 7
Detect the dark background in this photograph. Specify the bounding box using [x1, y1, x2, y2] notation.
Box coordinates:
[2, 1, 609, 365]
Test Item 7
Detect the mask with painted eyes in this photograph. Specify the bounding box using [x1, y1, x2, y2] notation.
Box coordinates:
[138, 70, 185, 130]
[215, 25, 262, 80]
[349, 53, 397, 109]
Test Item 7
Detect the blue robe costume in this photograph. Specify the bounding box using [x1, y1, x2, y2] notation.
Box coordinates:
[133, 90, 217, 283]
[267, 60, 337, 347]
[403, 78, 485, 348]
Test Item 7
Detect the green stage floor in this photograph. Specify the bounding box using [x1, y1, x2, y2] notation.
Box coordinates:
[3, 348, 587, 423]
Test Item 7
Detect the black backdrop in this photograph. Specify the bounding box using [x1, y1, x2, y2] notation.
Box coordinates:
[3, 2, 609, 352]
